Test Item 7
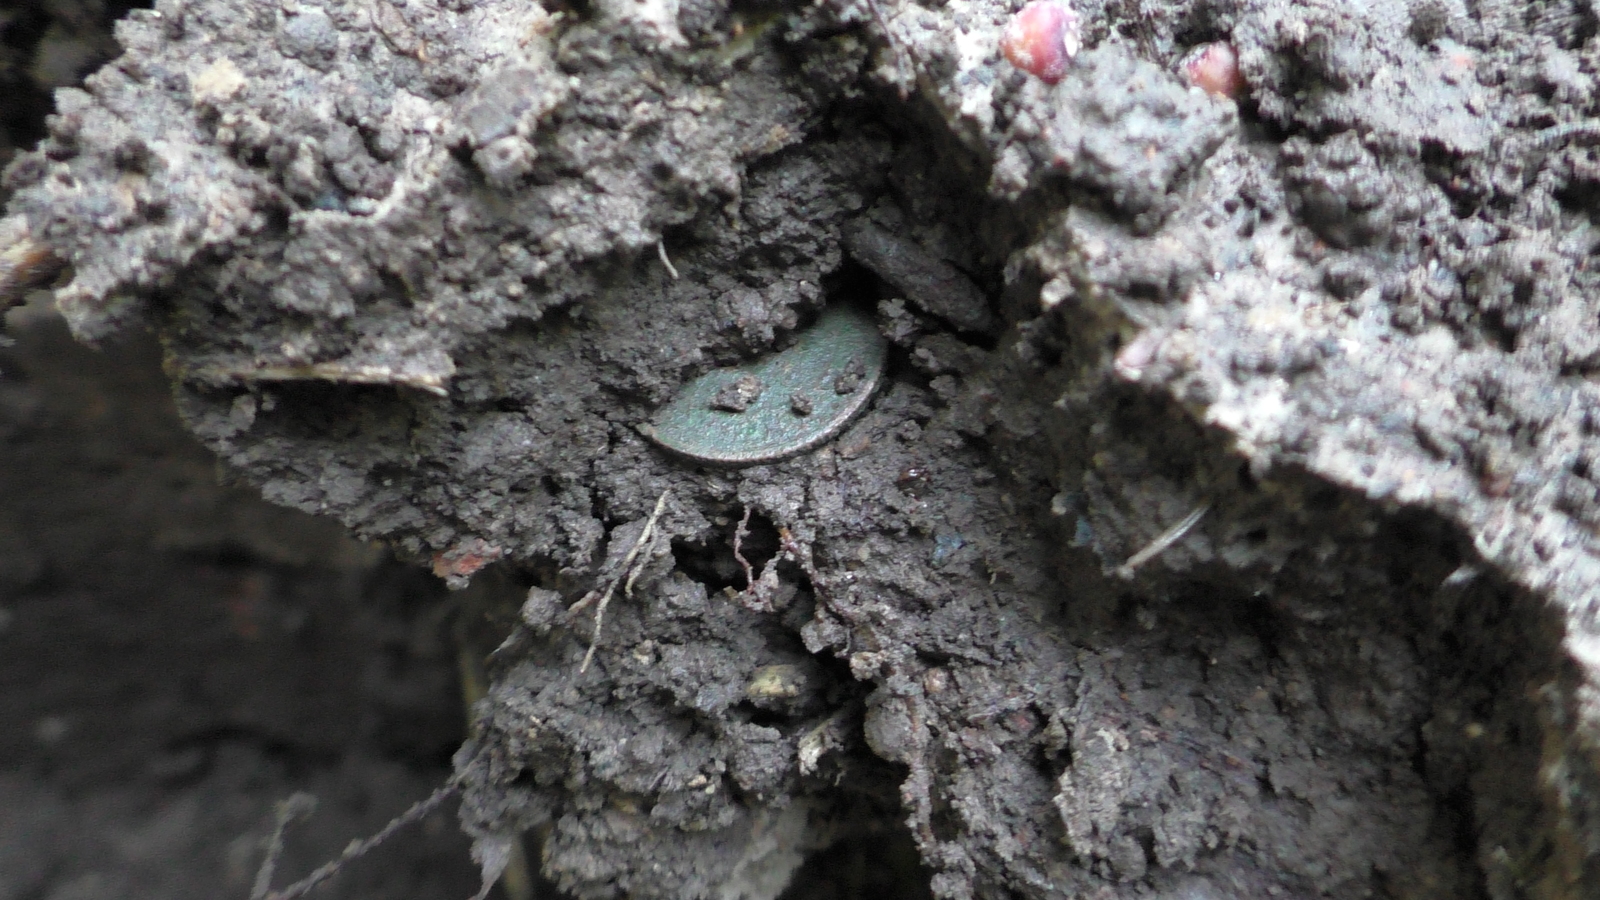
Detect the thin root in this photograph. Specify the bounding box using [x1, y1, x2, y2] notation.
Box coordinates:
[250, 793, 317, 900]
[253, 781, 461, 900]
[577, 490, 670, 673]
[1114, 502, 1210, 580]
[732, 506, 755, 590]
[657, 240, 680, 280]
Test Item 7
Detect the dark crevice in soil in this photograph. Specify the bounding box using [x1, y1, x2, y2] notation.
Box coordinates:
[777, 822, 935, 900]
[0, 308, 476, 898]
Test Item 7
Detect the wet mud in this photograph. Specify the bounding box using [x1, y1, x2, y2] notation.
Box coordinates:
[8, 0, 1600, 898]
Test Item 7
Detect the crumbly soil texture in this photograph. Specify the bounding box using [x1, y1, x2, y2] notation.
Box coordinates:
[11, 0, 1600, 898]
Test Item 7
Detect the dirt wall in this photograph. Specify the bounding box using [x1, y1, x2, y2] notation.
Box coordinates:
[9, 0, 1600, 898]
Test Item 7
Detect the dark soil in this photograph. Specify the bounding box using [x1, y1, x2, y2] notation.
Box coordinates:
[0, 302, 477, 899]
[8, 0, 1600, 899]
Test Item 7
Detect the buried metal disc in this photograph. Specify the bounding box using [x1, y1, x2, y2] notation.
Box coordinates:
[639, 305, 887, 466]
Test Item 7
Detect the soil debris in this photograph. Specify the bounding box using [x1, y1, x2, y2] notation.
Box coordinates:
[10, 0, 1600, 898]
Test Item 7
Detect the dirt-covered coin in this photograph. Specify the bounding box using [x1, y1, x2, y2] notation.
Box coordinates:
[640, 305, 886, 466]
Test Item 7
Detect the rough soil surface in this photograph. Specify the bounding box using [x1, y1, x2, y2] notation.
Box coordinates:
[10, 0, 1600, 899]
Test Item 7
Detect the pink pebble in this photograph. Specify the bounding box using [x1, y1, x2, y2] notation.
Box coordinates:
[1113, 331, 1163, 381]
[1001, 1, 1082, 84]
[1180, 41, 1247, 98]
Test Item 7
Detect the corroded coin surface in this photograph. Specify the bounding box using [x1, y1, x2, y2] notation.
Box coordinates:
[640, 305, 887, 466]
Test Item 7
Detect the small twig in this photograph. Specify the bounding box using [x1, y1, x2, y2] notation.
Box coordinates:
[1114, 502, 1210, 580]
[577, 490, 670, 673]
[656, 240, 679, 280]
[732, 506, 755, 590]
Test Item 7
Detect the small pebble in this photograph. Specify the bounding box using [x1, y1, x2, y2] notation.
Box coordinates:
[1000, 1, 1082, 84]
[1179, 41, 1246, 98]
[1113, 331, 1163, 381]
[834, 357, 866, 394]
[710, 374, 764, 412]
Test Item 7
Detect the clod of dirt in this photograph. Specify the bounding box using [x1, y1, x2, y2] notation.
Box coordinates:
[10, 0, 1600, 899]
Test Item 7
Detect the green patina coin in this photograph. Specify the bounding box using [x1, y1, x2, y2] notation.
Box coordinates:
[640, 305, 887, 466]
